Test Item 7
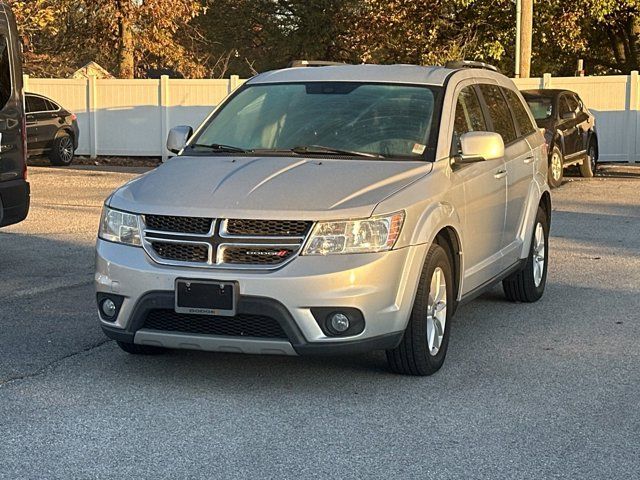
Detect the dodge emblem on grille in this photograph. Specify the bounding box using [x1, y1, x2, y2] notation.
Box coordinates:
[246, 249, 290, 257]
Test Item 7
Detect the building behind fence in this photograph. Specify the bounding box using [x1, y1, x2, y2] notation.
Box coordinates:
[23, 72, 640, 163]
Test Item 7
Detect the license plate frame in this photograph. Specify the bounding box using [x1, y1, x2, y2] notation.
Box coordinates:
[174, 279, 238, 317]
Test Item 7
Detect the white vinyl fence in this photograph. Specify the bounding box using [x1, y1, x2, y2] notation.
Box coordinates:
[24, 74, 245, 161]
[24, 72, 640, 163]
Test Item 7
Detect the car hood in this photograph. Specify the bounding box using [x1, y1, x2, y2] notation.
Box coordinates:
[108, 155, 433, 220]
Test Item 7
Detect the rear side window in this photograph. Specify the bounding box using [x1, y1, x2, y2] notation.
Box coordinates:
[479, 85, 517, 144]
[558, 96, 573, 117]
[27, 96, 48, 112]
[0, 35, 11, 110]
[565, 94, 580, 113]
[502, 88, 536, 137]
[452, 86, 487, 153]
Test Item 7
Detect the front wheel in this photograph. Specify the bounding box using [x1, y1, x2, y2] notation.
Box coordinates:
[49, 132, 75, 166]
[579, 142, 597, 178]
[503, 207, 549, 302]
[548, 146, 564, 188]
[386, 243, 454, 376]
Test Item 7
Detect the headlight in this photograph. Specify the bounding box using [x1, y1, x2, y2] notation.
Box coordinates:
[98, 206, 141, 246]
[302, 211, 404, 255]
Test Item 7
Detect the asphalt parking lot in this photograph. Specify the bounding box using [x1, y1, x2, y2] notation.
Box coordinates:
[1, 165, 639, 479]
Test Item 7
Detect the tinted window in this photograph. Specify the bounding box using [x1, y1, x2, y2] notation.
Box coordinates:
[0, 35, 11, 110]
[452, 86, 486, 153]
[558, 96, 573, 117]
[28, 96, 49, 112]
[479, 85, 517, 144]
[25, 95, 35, 113]
[45, 99, 58, 111]
[565, 94, 579, 113]
[503, 88, 536, 136]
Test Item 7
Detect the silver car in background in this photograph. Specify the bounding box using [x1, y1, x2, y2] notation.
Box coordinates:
[96, 62, 551, 375]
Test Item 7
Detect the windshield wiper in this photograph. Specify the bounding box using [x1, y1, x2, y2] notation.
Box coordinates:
[190, 143, 249, 153]
[290, 145, 385, 159]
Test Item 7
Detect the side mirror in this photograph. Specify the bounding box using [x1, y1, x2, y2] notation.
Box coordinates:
[167, 125, 193, 154]
[452, 131, 505, 165]
[561, 112, 577, 120]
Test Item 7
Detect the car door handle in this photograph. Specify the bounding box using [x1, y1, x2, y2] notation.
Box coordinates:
[523, 155, 535, 164]
[494, 169, 507, 179]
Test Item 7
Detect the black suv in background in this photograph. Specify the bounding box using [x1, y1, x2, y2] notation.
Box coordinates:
[0, 2, 28, 228]
[25, 93, 79, 166]
[522, 89, 598, 188]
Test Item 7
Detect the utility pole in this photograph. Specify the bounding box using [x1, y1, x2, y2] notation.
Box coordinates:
[519, 0, 533, 78]
[515, 0, 521, 77]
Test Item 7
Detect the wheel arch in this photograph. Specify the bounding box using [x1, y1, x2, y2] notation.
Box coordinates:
[549, 132, 565, 159]
[432, 226, 462, 305]
[57, 126, 74, 140]
[539, 190, 551, 224]
[588, 131, 599, 158]
[519, 184, 551, 259]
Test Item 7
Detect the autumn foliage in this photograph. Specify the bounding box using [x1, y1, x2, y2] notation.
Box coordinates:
[9, 0, 640, 78]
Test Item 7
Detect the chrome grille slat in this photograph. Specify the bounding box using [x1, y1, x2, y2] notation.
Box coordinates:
[141, 217, 311, 270]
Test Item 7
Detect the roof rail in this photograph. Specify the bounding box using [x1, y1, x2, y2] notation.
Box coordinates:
[445, 60, 500, 73]
[287, 60, 346, 68]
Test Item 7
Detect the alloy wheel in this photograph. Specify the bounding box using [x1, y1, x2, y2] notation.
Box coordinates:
[532, 222, 546, 287]
[551, 152, 562, 181]
[588, 145, 597, 172]
[427, 266, 447, 356]
[59, 136, 74, 163]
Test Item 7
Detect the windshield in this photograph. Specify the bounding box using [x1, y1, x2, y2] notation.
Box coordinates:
[525, 96, 553, 120]
[191, 82, 441, 160]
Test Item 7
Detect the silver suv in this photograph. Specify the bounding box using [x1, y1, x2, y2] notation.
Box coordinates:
[96, 63, 551, 376]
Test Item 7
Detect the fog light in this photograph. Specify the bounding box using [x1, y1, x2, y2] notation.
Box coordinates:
[101, 299, 117, 318]
[330, 313, 350, 333]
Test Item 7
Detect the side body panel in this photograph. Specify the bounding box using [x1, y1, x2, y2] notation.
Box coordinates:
[0, 4, 25, 183]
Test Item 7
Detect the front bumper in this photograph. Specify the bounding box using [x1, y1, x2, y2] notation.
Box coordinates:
[0, 179, 30, 227]
[95, 239, 428, 355]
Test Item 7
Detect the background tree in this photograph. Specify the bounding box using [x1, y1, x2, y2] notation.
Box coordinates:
[10, 0, 203, 78]
[9, 0, 640, 78]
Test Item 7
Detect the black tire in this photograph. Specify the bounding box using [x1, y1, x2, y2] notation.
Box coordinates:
[503, 207, 549, 303]
[579, 141, 597, 178]
[117, 341, 166, 355]
[548, 146, 563, 188]
[386, 243, 454, 376]
[49, 131, 75, 166]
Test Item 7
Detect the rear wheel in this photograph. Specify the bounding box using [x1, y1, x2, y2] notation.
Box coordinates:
[503, 207, 549, 303]
[386, 244, 453, 376]
[49, 131, 75, 166]
[548, 146, 563, 188]
[117, 341, 166, 355]
[579, 142, 597, 178]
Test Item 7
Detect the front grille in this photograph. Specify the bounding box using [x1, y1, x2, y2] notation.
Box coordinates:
[142, 309, 287, 339]
[142, 216, 312, 269]
[151, 241, 208, 263]
[222, 246, 295, 265]
[145, 215, 212, 234]
[225, 219, 311, 237]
